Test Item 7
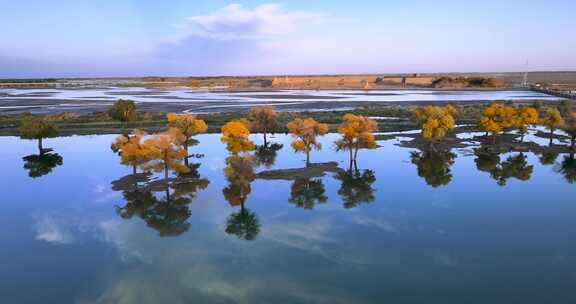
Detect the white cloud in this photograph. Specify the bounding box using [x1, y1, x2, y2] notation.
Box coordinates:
[183, 3, 326, 39]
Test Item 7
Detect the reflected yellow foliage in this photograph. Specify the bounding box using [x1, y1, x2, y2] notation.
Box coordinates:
[223, 155, 255, 207]
[410, 150, 456, 188]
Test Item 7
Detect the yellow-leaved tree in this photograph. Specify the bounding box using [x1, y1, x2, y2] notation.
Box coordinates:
[540, 107, 565, 145]
[111, 129, 155, 175]
[514, 107, 539, 142]
[221, 120, 255, 155]
[143, 128, 190, 180]
[335, 114, 378, 171]
[249, 106, 278, 146]
[413, 105, 457, 149]
[287, 118, 329, 166]
[167, 113, 208, 165]
[563, 112, 576, 151]
[478, 103, 516, 144]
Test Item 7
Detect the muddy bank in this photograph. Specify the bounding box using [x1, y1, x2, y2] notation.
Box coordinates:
[256, 162, 344, 180]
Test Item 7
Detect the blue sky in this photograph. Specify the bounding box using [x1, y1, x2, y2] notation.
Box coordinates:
[1, 0, 575, 78]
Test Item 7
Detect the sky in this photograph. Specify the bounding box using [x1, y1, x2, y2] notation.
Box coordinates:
[1, 0, 575, 78]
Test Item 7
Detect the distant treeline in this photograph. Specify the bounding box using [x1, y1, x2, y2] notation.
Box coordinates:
[0, 78, 57, 83]
[431, 77, 505, 89]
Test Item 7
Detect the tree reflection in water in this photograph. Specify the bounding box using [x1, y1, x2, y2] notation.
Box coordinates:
[22, 152, 63, 178]
[410, 149, 456, 188]
[254, 143, 283, 168]
[335, 169, 376, 209]
[289, 178, 327, 210]
[555, 153, 576, 184]
[539, 151, 559, 166]
[222, 155, 260, 241]
[114, 163, 209, 237]
[474, 149, 534, 186]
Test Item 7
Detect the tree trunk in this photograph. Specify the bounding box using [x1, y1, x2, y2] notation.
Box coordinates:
[348, 149, 354, 171]
[165, 188, 171, 204]
[492, 134, 497, 145]
[549, 129, 554, 146]
[38, 137, 43, 155]
[132, 164, 137, 175]
[184, 143, 189, 167]
[306, 150, 310, 167]
[263, 132, 268, 147]
[164, 152, 169, 181]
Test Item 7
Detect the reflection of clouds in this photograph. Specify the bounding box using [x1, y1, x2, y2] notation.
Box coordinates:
[79, 264, 355, 304]
[92, 183, 121, 203]
[98, 220, 147, 263]
[77, 217, 362, 304]
[353, 216, 399, 234]
[35, 216, 75, 244]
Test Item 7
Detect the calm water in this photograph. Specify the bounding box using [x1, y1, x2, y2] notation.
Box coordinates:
[1, 132, 576, 303]
[0, 87, 560, 114]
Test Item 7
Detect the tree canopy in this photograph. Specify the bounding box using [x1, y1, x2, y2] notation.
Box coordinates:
[413, 105, 457, 146]
[108, 99, 137, 123]
[540, 107, 565, 145]
[513, 107, 539, 141]
[19, 115, 59, 153]
[478, 103, 516, 142]
[335, 114, 377, 170]
[221, 120, 255, 155]
[249, 106, 278, 146]
[142, 128, 190, 179]
[287, 118, 328, 166]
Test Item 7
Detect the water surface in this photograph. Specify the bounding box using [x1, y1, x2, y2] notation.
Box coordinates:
[0, 87, 560, 114]
[1, 132, 575, 303]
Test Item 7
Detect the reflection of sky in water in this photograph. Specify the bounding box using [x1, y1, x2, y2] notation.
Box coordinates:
[0, 87, 562, 114]
[1, 133, 576, 303]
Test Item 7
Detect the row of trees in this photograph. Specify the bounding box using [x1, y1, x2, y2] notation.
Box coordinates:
[412, 102, 576, 149]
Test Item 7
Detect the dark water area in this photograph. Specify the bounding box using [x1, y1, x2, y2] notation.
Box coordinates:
[1, 132, 576, 303]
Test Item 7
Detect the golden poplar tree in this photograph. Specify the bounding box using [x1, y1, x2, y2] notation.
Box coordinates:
[143, 128, 190, 180]
[335, 114, 378, 171]
[540, 107, 565, 145]
[514, 107, 539, 142]
[111, 129, 155, 175]
[167, 113, 208, 165]
[563, 112, 576, 151]
[286, 118, 329, 166]
[221, 120, 255, 155]
[249, 106, 278, 146]
[413, 105, 457, 148]
[478, 103, 516, 144]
